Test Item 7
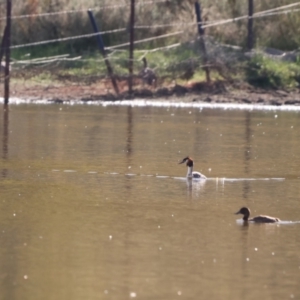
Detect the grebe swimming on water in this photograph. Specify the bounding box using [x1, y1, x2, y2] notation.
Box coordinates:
[179, 156, 207, 179]
[235, 207, 280, 223]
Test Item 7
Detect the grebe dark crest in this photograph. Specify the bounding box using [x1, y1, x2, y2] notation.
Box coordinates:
[178, 156, 207, 179]
[235, 207, 280, 223]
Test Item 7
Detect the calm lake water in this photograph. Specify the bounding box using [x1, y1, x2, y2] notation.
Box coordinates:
[0, 101, 300, 300]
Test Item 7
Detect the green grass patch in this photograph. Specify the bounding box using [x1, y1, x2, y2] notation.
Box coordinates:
[10, 42, 300, 91]
[245, 55, 300, 89]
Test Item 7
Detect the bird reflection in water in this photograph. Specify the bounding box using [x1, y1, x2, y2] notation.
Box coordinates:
[186, 178, 206, 199]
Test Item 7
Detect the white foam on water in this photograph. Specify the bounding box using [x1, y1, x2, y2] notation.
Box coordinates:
[104, 172, 285, 181]
[236, 219, 300, 225]
[1, 97, 300, 111]
[172, 177, 285, 181]
[221, 177, 285, 181]
[278, 221, 300, 224]
[172, 176, 187, 180]
[52, 170, 286, 182]
[100, 100, 300, 111]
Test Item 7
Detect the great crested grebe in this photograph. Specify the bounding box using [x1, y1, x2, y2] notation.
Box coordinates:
[235, 207, 280, 223]
[179, 156, 207, 179]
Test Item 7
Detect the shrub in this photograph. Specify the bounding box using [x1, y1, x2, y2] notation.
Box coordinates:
[245, 55, 298, 88]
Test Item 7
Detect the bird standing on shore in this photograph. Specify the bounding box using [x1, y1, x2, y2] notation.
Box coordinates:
[139, 57, 157, 86]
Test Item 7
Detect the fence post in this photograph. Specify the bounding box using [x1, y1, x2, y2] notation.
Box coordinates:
[195, 1, 210, 83]
[4, 0, 12, 105]
[87, 10, 119, 95]
[0, 26, 8, 66]
[247, 0, 254, 50]
[128, 0, 135, 95]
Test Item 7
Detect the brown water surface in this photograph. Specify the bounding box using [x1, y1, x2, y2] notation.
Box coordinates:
[0, 104, 300, 300]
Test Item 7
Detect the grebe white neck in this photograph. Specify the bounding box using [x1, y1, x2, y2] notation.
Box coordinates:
[187, 166, 193, 178]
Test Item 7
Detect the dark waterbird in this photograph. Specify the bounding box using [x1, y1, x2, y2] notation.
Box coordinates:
[235, 207, 280, 223]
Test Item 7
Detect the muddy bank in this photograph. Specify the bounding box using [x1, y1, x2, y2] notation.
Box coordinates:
[6, 79, 300, 105]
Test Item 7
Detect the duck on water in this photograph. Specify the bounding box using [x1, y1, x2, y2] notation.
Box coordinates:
[179, 156, 207, 179]
[235, 207, 280, 223]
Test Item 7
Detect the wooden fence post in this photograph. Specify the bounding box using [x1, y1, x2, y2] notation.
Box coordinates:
[87, 10, 119, 95]
[195, 1, 210, 83]
[4, 0, 12, 105]
[0, 26, 8, 66]
[128, 0, 135, 95]
[247, 0, 254, 50]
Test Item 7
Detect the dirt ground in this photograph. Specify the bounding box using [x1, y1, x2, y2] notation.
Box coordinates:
[4, 78, 300, 106]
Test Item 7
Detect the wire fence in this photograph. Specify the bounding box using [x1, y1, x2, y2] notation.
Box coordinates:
[1, 1, 300, 100]
[0, 2, 299, 50]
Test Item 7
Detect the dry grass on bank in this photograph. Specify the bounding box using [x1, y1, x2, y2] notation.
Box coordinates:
[1, 0, 300, 52]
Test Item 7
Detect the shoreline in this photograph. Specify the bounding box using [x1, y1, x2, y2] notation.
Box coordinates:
[2, 79, 300, 106]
